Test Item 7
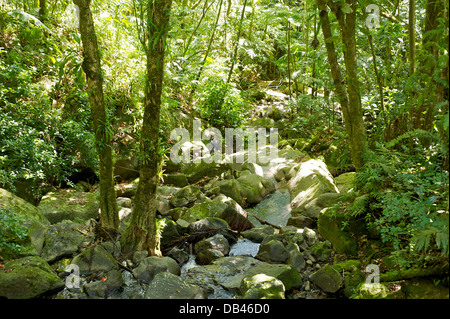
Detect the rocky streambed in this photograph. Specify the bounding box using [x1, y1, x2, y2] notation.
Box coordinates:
[1, 96, 448, 300]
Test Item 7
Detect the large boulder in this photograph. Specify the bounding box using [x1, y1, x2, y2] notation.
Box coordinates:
[286, 159, 339, 216]
[38, 189, 99, 224]
[0, 188, 49, 225]
[39, 220, 93, 263]
[144, 272, 206, 299]
[132, 256, 180, 284]
[0, 188, 50, 259]
[0, 256, 64, 299]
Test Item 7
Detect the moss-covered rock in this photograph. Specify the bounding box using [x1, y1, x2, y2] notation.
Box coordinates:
[0, 256, 64, 299]
[310, 241, 333, 261]
[353, 282, 403, 299]
[38, 189, 99, 224]
[317, 208, 359, 256]
[0, 188, 49, 226]
[310, 264, 343, 293]
[286, 159, 339, 216]
[169, 185, 207, 208]
[0, 188, 50, 259]
[241, 274, 285, 299]
[331, 260, 365, 298]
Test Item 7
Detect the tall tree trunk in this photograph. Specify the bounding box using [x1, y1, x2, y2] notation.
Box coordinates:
[122, 0, 173, 257]
[317, 0, 366, 170]
[39, 0, 47, 22]
[286, 21, 292, 99]
[74, 0, 119, 233]
[408, 0, 416, 75]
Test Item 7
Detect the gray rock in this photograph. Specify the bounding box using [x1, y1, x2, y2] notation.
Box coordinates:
[40, 220, 92, 263]
[196, 248, 225, 265]
[287, 215, 315, 229]
[83, 269, 124, 298]
[183, 256, 302, 295]
[286, 243, 306, 272]
[194, 234, 230, 256]
[116, 197, 132, 208]
[144, 272, 206, 299]
[132, 256, 180, 284]
[71, 244, 119, 275]
[132, 250, 149, 266]
[242, 225, 275, 243]
[310, 265, 343, 293]
[256, 240, 290, 264]
[167, 247, 189, 266]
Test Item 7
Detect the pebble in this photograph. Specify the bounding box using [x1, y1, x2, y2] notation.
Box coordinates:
[304, 281, 311, 291]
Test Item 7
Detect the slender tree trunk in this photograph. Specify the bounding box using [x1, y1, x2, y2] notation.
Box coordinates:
[122, 0, 173, 257]
[287, 21, 292, 99]
[317, 0, 366, 169]
[74, 0, 119, 234]
[227, 0, 248, 83]
[409, 0, 416, 75]
[188, 0, 224, 104]
[367, 30, 384, 113]
[183, 0, 212, 56]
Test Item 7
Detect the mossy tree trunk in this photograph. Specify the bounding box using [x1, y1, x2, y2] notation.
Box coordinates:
[74, 0, 119, 232]
[122, 0, 173, 257]
[316, 0, 366, 170]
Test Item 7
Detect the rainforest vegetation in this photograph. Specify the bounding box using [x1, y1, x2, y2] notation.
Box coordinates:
[0, 0, 448, 300]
